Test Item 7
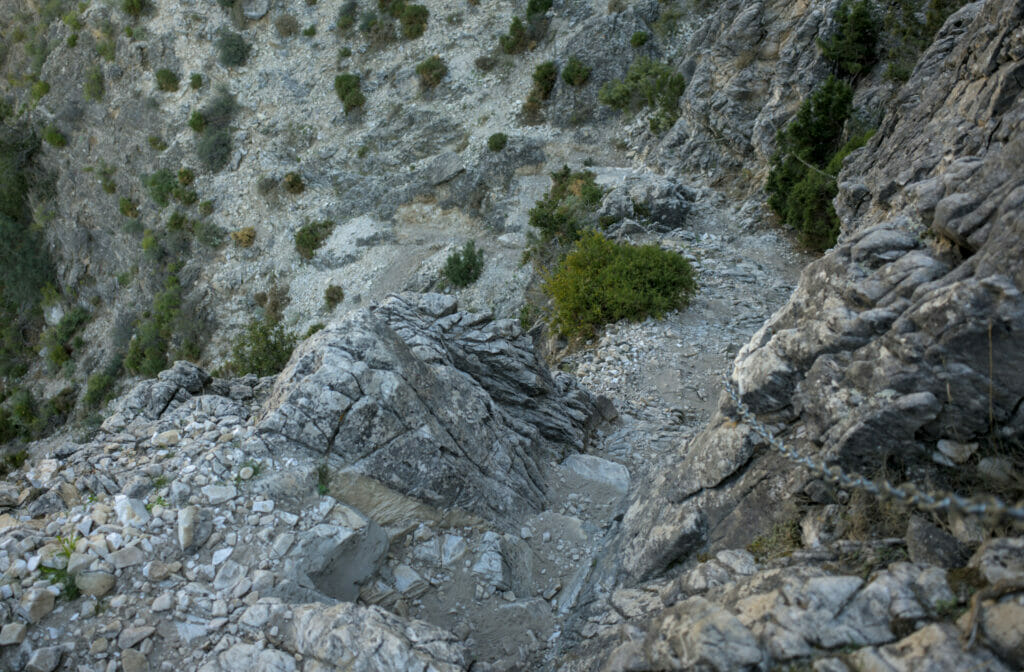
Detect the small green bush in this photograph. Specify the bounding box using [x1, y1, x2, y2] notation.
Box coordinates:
[334, 73, 365, 113]
[276, 14, 299, 36]
[820, 0, 879, 79]
[199, 200, 214, 216]
[765, 76, 856, 251]
[475, 55, 497, 72]
[527, 0, 552, 18]
[190, 73, 203, 89]
[487, 132, 508, 152]
[122, 0, 145, 18]
[528, 165, 604, 246]
[230, 318, 297, 376]
[337, 1, 358, 30]
[119, 197, 138, 217]
[339, 46, 353, 58]
[142, 170, 177, 208]
[544, 231, 697, 338]
[295, 220, 336, 259]
[96, 38, 116, 61]
[442, 240, 484, 287]
[67, 33, 78, 48]
[177, 167, 195, 185]
[124, 272, 183, 377]
[533, 61, 558, 98]
[30, 80, 50, 103]
[324, 284, 344, 309]
[147, 135, 167, 151]
[197, 130, 232, 172]
[630, 30, 649, 47]
[303, 24, 317, 37]
[500, 16, 529, 54]
[41, 306, 90, 368]
[562, 56, 590, 87]
[84, 371, 117, 409]
[416, 55, 447, 88]
[282, 171, 305, 194]
[42, 125, 67, 147]
[598, 57, 685, 133]
[189, 111, 206, 132]
[83, 66, 104, 101]
[399, 4, 429, 39]
[155, 68, 180, 92]
[216, 30, 251, 67]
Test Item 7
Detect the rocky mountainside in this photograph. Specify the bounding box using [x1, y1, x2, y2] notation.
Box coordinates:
[1, 0, 1023, 670]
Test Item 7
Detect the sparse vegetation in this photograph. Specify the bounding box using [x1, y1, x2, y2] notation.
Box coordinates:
[324, 284, 344, 309]
[229, 318, 297, 376]
[337, 1, 358, 30]
[231, 226, 257, 247]
[630, 30, 649, 47]
[277, 15, 300, 36]
[442, 240, 484, 287]
[147, 135, 167, 151]
[122, 0, 146, 18]
[83, 66, 105, 101]
[155, 68, 180, 92]
[124, 271, 184, 377]
[282, 171, 305, 194]
[42, 125, 67, 147]
[30, 81, 50, 104]
[190, 73, 203, 90]
[41, 306, 90, 369]
[562, 56, 591, 87]
[487, 132, 508, 152]
[216, 30, 251, 67]
[416, 55, 448, 88]
[527, 165, 604, 247]
[295, 220, 336, 259]
[195, 87, 239, 172]
[119, 198, 138, 218]
[746, 519, 803, 561]
[142, 170, 177, 208]
[500, 16, 529, 54]
[334, 73, 366, 113]
[188, 111, 206, 133]
[598, 57, 685, 134]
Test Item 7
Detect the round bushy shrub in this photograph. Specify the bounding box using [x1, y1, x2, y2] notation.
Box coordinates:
[442, 241, 484, 287]
[334, 73, 365, 112]
[230, 318, 297, 376]
[295, 220, 336, 259]
[416, 55, 447, 88]
[155, 68, 179, 91]
[324, 284, 344, 309]
[562, 56, 590, 87]
[216, 30, 251, 67]
[630, 31, 648, 47]
[197, 129, 232, 172]
[487, 132, 508, 152]
[282, 171, 305, 194]
[544, 231, 696, 338]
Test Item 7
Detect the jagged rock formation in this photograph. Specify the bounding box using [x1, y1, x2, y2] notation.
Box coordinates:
[250, 293, 604, 527]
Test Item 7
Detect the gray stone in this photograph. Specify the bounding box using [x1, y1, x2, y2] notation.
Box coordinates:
[213, 560, 246, 592]
[906, 516, 968, 569]
[75, 570, 116, 597]
[201, 484, 237, 505]
[0, 622, 27, 645]
[118, 626, 155, 649]
[111, 545, 146, 569]
[25, 646, 63, 672]
[18, 588, 56, 623]
[121, 648, 150, 672]
[561, 454, 630, 494]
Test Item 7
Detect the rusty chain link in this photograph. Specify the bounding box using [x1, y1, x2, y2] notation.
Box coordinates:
[723, 378, 1024, 524]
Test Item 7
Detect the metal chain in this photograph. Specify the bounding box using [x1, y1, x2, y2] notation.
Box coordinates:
[723, 378, 1024, 523]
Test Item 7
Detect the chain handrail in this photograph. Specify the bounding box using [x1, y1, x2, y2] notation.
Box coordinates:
[723, 378, 1024, 524]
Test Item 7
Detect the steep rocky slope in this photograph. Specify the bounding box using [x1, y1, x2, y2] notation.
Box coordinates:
[1, 0, 1023, 670]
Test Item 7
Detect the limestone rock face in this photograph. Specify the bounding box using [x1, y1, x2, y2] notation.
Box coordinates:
[252, 294, 601, 527]
[618, 0, 1024, 581]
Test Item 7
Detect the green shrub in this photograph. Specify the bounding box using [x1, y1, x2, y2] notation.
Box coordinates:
[229, 318, 297, 376]
[416, 55, 447, 88]
[324, 284, 344, 309]
[820, 0, 879, 79]
[359, 11, 396, 44]
[337, 1, 358, 30]
[231, 226, 256, 247]
[155, 68, 180, 91]
[197, 130, 232, 172]
[544, 231, 696, 338]
[30, 80, 50, 103]
[200, 88, 238, 127]
[177, 167, 195, 185]
[84, 371, 117, 409]
[526, 0, 552, 18]
[630, 30, 649, 47]
[599, 57, 685, 133]
[475, 54, 497, 71]
[193, 219, 226, 247]
[199, 200, 214, 216]
[442, 240, 484, 287]
[119, 197, 138, 217]
[334, 73, 365, 113]
[188, 111, 206, 132]
[122, 0, 145, 18]
[147, 135, 167, 151]
[533, 61, 558, 98]
[124, 272, 183, 377]
[42, 126, 67, 147]
[282, 171, 305, 193]
[142, 170, 177, 208]
[295, 220, 336, 259]
[41, 306, 90, 368]
[500, 16, 529, 54]
[527, 165, 604, 246]
[303, 24, 317, 37]
[190, 73, 203, 89]
[216, 30, 251, 67]
[67, 33, 79, 48]
[339, 46, 353, 58]
[562, 56, 590, 87]
[399, 4, 429, 38]
[83, 66, 104, 101]
[765, 76, 856, 251]
[96, 38, 116, 61]
[487, 132, 508, 152]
